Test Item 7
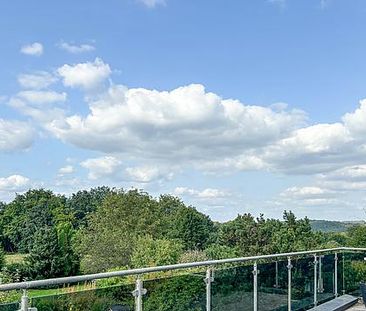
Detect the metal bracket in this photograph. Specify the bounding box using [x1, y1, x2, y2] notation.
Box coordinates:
[132, 287, 147, 297]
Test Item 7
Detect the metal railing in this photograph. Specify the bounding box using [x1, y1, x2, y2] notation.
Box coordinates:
[0, 246, 365, 311]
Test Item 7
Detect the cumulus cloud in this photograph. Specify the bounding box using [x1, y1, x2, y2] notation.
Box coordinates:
[125, 166, 173, 183]
[280, 186, 337, 199]
[18, 71, 57, 89]
[17, 91, 67, 104]
[0, 175, 33, 202]
[20, 42, 43, 56]
[275, 185, 345, 209]
[80, 155, 174, 183]
[57, 41, 95, 54]
[58, 165, 74, 175]
[57, 58, 111, 89]
[174, 187, 229, 199]
[80, 156, 122, 180]
[0, 119, 35, 152]
[261, 122, 358, 174]
[9, 58, 366, 184]
[0, 175, 31, 192]
[137, 0, 166, 8]
[47, 82, 306, 168]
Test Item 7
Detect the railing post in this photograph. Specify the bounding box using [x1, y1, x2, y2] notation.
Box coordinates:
[318, 255, 324, 293]
[132, 277, 147, 311]
[313, 255, 318, 306]
[205, 268, 214, 311]
[20, 289, 29, 311]
[253, 262, 259, 311]
[275, 261, 279, 288]
[287, 257, 292, 311]
[334, 253, 338, 297]
[342, 252, 345, 295]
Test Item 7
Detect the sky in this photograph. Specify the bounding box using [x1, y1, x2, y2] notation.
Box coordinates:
[1, 0, 366, 221]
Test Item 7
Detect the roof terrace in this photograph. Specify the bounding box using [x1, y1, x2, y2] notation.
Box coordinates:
[0, 247, 365, 311]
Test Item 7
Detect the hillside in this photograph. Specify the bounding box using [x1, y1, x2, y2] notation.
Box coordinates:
[310, 220, 365, 233]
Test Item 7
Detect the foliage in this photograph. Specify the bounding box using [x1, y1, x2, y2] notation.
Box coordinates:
[179, 250, 208, 263]
[204, 244, 238, 260]
[220, 211, 322, 256]
[347, 225, 366, 247]
[166, 204, 215, 251]
[0, 262, 28, 283]
[130, 236, 183, 268]
[66, 186, 115, 227]
[0, 189, 69, 252]
[75, 190, 219, 273]
[75, 190, 165, 273]
[25, 226, 78, 279]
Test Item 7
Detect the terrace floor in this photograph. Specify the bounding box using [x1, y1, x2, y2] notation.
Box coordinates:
[347, 301, 365, 311]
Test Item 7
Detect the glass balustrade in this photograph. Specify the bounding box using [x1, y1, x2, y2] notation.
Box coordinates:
[0, 248, 365, 311]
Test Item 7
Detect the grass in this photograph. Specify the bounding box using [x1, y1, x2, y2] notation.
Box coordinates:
[4, 253, 27, 265]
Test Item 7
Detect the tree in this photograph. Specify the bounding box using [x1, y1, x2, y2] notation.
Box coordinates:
[26, 227, 63, 279]
[1, 189, 69, 252]
[347, 225, 366, 247]
[66, 186, 114, 227]
[130, 236, 183, 268]
[166, 206, 215, 251]
[75, 190, 166, 273]
[25, 225, 78, 279]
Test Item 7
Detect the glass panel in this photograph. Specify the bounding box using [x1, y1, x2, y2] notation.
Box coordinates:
[30, 281, 134, 310]
[343, 251, 366, 296]
[291, 256, 314, 311]
[212, 264, 253, 311]
[143, 272, 206, 311]
[0, 302, 19, 311]
[258, 260, 288, 311]
[317, 254, 335, 304]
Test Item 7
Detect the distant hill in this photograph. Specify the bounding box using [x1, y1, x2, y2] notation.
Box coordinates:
[310, 220, 365, 233]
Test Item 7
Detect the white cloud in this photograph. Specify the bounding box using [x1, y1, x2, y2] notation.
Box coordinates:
[58, 41, 95, 54]
[0, 175, 31, 192]
[280, 186, 337, 199]
[47, 82, 306, 168]
[17, 90, 67, 104]
[8, 97, 66, 124]
[174, 187, 229, 199]
[57, 58, 111, 89]
[11, 59, 366, 184]
[261, 122, 357, 174]
[0, 119, 35, 152]
[275, 185, 345, 209]
[125, 166, 173, 183]
[343, 99, 366, 138]
[80, 156, 122, 180]
[20, 42, 43, 56]
[18, 71, 57, 89]
[58, 165, 74, 175]
[138, 0, 166, 8]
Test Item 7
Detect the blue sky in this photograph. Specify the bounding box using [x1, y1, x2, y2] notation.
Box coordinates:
[1, 0, 366, 221]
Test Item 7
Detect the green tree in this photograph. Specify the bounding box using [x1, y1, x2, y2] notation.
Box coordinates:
[130, 236, 183, 268]
[75, 190, 166, 273]
[26, 227, 64, 279]
[1, 189, 69, 252]
[66, 186, 114, 227]
[166, 206, 215, 251]
[347, 225, 366, 247]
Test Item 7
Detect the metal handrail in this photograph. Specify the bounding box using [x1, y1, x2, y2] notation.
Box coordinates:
[0, 246, 365, 291]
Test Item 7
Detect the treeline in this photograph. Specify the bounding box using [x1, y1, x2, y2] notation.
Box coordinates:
[0, 187, 364, 282]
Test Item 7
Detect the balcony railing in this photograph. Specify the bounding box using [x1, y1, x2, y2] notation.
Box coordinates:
[0, 247, 365, 311]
